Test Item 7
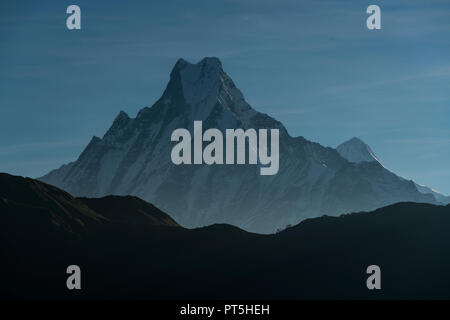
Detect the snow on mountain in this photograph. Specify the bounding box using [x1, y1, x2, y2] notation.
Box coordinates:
[414, 183, 450, 204]
[337, 137, 381, 164]
[39, 57, 437, 234]
[337, 137, 449, 205]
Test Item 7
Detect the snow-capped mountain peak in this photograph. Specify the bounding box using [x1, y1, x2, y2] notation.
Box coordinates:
[169, 57, 257, 124]
[336, 137, 381, 164]
[180, 58, 222, 106]
[39, 58, 437, 234]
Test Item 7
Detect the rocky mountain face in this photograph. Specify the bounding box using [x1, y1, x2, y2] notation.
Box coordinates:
[39, 57, 436, 233]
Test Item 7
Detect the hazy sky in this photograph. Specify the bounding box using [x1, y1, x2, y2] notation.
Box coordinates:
[1, 0, 450, 194]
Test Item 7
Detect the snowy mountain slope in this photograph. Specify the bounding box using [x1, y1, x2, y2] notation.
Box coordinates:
[337, 137, 381, 164]
[40, 57, 436, 233]
[336, 137, 449, 205]
[414, 183, 450, 204]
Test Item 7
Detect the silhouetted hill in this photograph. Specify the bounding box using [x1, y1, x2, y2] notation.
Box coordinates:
[1, 174, 450, 299]
[0, 172, 105, 235]
[78, 195, 179, 227]
[282, 201, 450, 238]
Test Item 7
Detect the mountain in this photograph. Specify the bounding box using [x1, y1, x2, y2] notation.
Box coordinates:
[337, 137, 381, 164]
[39, 57, 435, 234]
[2, 174, 450, 299]
[414, 183, 450, 205]
[337, 137, 450, 205]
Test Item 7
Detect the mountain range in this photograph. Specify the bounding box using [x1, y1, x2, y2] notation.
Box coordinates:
[39, 57, 448, 234]
[1, 173, 450, 299]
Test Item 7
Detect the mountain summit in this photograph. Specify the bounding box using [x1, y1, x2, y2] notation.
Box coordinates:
[164, 57, 277, 131]
[337, 137, 380, 164]
[40, 57, 436, 233]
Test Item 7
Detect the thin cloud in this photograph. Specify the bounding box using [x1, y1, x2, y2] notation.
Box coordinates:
[0, 139, 86, 156]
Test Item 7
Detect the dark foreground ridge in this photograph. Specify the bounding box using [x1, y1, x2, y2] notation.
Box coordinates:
[77, 195, 179, 227]
[1, 173, 450, 299]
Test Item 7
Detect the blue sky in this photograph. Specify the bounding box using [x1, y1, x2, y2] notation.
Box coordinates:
[1, 0, 450, 194]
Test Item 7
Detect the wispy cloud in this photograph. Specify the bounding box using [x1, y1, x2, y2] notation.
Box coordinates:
[0, 139, 86, 156]
[321, 65, 450, 96]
